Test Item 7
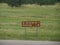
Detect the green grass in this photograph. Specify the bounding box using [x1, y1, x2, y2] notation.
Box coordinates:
[0, 3, 60, 41]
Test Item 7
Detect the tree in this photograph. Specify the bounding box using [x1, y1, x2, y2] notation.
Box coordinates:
[0, 0, 3, 3]
[7, 0, 21, 7]
[0, 0, 59, 7]
[57, 0, 60, 3]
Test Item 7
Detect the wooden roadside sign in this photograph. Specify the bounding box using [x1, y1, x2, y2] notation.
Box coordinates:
[21, 21, 40, 40]
[22, 21, 40, 27]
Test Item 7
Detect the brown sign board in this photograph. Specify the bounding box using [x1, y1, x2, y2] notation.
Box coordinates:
[22, 21, 40, 27]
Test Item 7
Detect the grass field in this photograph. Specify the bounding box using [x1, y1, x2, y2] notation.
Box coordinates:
[0, 3, 60, 41]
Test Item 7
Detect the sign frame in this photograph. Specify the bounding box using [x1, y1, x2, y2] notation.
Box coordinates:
[22, 21, 40, 27]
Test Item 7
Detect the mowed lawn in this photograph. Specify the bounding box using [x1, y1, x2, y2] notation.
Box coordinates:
[0, 3, 60, 41]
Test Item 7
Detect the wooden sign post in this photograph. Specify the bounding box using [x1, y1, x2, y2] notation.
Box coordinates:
[22, 21, 40, 40]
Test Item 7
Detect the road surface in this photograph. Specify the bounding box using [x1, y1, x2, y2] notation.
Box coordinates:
[0, 40, 60, 45]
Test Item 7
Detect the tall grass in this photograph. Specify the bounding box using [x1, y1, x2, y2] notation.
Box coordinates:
[0, 3, 60, 41]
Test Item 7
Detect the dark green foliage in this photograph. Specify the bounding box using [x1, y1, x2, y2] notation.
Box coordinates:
[7, 0, 21, 7]
[0, 0, 3, 3]
[57, 0, 60, 2]
[0, 0, 60, 7]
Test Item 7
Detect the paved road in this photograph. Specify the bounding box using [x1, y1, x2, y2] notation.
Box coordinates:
[0, 40, 60, 45]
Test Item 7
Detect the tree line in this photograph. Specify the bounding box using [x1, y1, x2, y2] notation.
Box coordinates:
[0, 0, 60, 7]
